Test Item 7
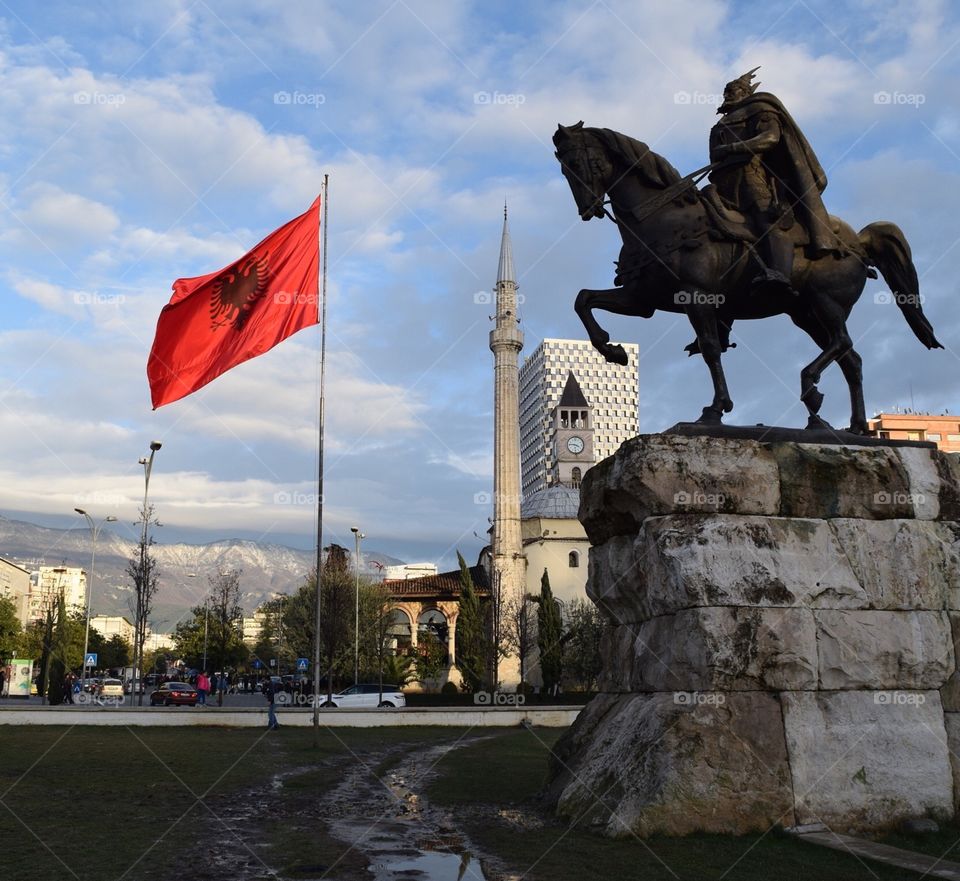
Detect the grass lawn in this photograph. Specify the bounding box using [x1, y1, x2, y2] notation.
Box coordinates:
[0, 723, 941, 881]
[0, 724, 460, 881]
[426, 727, 925, 881]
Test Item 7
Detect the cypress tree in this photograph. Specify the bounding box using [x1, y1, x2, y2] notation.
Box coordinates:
[537, 568, 563, 696]
[455, 551, 486, 693]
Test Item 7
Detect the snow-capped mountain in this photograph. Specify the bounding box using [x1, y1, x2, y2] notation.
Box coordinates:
[0, 516, 403, 628]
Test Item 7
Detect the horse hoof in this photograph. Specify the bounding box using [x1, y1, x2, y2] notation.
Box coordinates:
[806, 415, 833, 431]
[603, 344, 628, 366]
[696, 407, 724, 425]
[845, 422, 869, 436]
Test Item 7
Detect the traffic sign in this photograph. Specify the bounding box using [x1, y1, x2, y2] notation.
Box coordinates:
[296, 658, 309, 671]
[252, 659, 263, 669]
[84, 653, 97, 667]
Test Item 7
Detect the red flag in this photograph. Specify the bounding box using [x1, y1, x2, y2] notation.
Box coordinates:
[147, 197, 320, 408]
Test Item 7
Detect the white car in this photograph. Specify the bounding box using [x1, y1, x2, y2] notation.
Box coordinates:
[322, 683, 406, 709]
[99, 678, 125, 699]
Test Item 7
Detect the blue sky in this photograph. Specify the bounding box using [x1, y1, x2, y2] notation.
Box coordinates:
[0, 0, 958, 568]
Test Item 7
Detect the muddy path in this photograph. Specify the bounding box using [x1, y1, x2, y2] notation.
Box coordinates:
[156, 733, 538, 881]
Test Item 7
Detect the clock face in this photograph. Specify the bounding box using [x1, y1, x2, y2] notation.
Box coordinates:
[567, 436, 585, 454]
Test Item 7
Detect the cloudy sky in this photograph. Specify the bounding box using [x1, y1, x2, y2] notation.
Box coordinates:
[0, 0, 958, 568]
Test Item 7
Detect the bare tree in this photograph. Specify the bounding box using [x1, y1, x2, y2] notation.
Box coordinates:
[503, 590, 535, 687]
[206, 569, 247, 704]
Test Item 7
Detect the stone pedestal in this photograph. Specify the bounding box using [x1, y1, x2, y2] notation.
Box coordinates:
[546, 433, 960, 836]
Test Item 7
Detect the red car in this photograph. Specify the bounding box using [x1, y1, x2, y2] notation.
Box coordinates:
[149, 682, 199, 707]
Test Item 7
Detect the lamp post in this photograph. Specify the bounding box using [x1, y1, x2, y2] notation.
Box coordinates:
[74, 508, 117, 692]
[133, 441, 162, 706]
[202, 597, 209, 673]
[350, 526, 364, 687]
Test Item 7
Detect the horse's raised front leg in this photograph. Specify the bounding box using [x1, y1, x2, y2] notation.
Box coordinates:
[684, 296, 733, 424]
[574, 287, 651, 365]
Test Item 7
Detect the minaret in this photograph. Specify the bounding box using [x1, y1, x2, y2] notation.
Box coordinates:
[489, 204, 525, 615]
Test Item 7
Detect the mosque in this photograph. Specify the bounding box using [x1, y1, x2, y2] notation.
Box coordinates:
[384, 209, 639, 687]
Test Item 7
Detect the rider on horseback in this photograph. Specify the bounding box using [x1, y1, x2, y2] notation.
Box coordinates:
[708, 67, 843, 298]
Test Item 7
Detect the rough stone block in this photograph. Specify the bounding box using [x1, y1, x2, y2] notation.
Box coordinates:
[829, 519, 960, 610]
[944, 712, 960, 812]
[815, 610, 954, 689]
[636, 515, 863, 618]
[939, 613, 960, 711]
[615, 608, 817, 692]
[580, 434, 780, 544]
[770, 442, 913, 519]
[781, 691, 953, 829]
[897, 446, 943, 519]
[547, 691, 795, 837]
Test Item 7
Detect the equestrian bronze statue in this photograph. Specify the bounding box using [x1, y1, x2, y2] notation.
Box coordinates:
[553, 69, 942, 433]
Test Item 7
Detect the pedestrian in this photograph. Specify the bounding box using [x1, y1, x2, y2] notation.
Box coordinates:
[264, 677, 279, 730]
[196, 670, 209, 706]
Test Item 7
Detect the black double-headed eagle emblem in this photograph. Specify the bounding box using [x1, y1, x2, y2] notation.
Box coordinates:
[209, 252, 269, 331]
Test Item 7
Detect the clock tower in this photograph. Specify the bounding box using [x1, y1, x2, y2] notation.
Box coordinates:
[552, 371, 595, 488]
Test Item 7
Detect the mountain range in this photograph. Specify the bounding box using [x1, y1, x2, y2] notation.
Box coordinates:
[0, 516, 403, 632]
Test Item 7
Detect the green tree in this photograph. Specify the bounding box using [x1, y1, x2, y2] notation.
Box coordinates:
[455, 551, 486, 693]
[415, 629, 447, 685]
[101, 634, 132, 669]
[535, 569, 563, 696]
[0, 596, 21, 658]
[380, 653, 416, 687]
[172, 608, 207, 670]
[562, 598, 603, 692]
[282, 545, 354, 699]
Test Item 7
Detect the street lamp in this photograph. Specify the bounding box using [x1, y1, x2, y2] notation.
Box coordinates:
[133, 440, 162, 706]
[74, 508, 117, 692]
[350, 526, 365, 687]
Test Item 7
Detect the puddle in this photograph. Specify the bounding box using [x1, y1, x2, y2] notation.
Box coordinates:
[370, 848, 486, 880]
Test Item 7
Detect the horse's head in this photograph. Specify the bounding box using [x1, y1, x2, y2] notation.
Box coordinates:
[553, 122, 610, 221]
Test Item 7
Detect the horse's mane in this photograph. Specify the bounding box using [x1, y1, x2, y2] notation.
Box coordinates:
[586, 127, 682, 189]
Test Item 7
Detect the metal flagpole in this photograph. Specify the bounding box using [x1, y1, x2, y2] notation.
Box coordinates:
[312, 175, 329, 747]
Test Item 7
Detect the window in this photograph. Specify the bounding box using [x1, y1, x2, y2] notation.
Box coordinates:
[928, 433, 942, 441]
[949, 435, 960, 442]
[907, 431, 921, 441]
[568, 550, 580, 568]
[571, 467, 582, 488]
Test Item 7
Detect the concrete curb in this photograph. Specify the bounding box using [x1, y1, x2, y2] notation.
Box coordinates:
[0, 706, 581, 727]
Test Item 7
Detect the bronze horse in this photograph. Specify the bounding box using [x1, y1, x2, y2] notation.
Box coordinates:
[553, 123, 942, 433]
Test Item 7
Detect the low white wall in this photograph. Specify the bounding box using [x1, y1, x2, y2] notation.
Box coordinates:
[0, 706, 581, 727]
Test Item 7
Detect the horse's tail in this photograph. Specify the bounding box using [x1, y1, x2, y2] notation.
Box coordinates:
[859, 221, 943, 350]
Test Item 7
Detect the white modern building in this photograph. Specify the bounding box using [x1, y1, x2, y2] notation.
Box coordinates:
[90, 614, 134, 643]
[24, 566, 87, 624]
[519, 338, 639, 495]
[0, 556, 30, 626]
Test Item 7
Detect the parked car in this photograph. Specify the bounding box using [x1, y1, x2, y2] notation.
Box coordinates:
[99, 679, 124, 699]
[83, 678, 101, 694]
[321, 684, 405, 709]
[150, 682, 199, 707]
[124, 679, 145, 695]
